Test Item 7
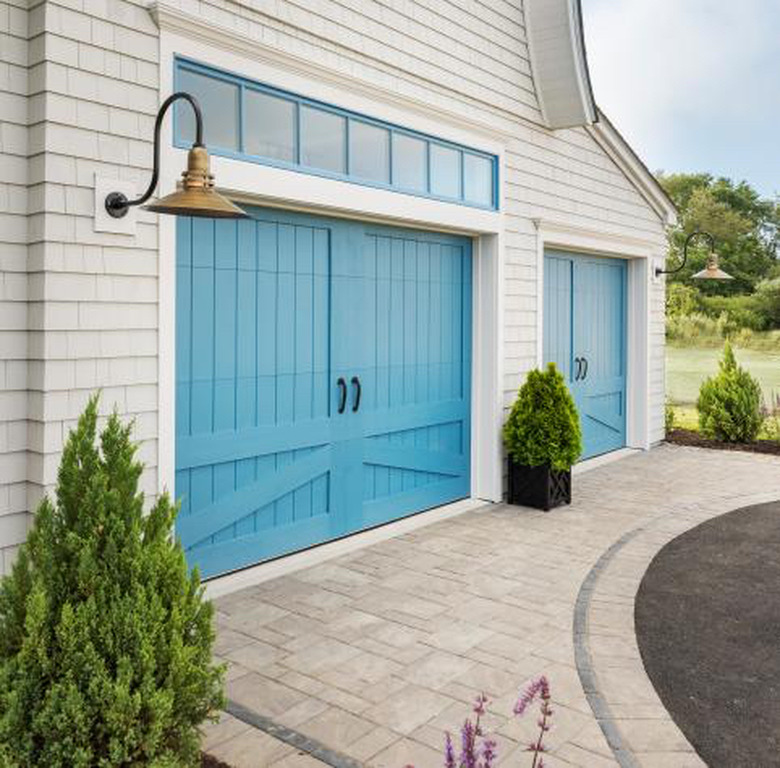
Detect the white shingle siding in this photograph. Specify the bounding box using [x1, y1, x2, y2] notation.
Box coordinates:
[0, 0, 160, 572]
[0, 0, 668, 573]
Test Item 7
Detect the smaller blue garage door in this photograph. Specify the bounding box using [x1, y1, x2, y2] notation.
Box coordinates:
[175, 207, 472, 577]
[544, 251, 627, 460]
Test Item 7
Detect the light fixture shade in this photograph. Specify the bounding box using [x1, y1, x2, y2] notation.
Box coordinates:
[143, 145, 247, 219]
[692, 257, 734, 281]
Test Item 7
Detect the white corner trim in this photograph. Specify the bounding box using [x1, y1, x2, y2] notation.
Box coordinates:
[149, 1, 516, 143]
[586, 119, 677, 228]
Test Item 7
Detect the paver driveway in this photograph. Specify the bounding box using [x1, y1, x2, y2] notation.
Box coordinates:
[201, 445, 780, 767]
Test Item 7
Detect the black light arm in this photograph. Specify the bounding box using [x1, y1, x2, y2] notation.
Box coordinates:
[105, 92, 204, 219]
[655, 230, 715, 278]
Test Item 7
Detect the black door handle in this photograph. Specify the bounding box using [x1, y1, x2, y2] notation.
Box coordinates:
[574, 357, 582, 381]
[351, 376, 361, 412]
[581, 357, 589, 381]
[337, 377, 347, 414]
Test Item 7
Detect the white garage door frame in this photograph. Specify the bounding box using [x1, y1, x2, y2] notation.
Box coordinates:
[155, 24, 507, 522]
[534, 218, 664, 452]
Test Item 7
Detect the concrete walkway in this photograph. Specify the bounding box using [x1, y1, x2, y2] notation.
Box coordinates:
[201, 445, 780, 767]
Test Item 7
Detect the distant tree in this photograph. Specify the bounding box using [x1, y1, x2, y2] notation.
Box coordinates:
[665, 282, 700, 317]
[658, 173, 779, 294]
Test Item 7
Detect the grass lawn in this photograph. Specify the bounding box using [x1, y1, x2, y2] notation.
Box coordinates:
[667, 345, 780, 406]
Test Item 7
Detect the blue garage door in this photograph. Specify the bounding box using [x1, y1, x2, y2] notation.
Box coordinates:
[175, 207, 472, 577]
[544, 251, 627, 460]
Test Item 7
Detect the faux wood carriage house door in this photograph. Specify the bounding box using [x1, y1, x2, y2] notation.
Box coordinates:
[175, 208, 472, 578]
[543, 250, 628, 460]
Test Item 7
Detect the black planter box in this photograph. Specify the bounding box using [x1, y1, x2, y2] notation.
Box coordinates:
[507, 459, 571, 511]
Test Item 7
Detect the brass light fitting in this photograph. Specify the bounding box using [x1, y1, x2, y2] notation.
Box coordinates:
[104, 92, 247, 220]
[691, 256, 734, 281]
[655, 229, 733, 281]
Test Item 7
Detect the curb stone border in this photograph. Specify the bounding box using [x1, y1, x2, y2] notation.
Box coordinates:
[573, 488, 780, 767]
[225, 699, 362, 768]
[573, 525, 646, 768]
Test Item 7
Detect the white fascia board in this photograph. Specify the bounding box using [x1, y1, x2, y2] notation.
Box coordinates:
[586, 117, 678, 228]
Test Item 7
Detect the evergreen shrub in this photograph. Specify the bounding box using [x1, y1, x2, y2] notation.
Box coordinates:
[503, 363, 582, 471]
[0, 396, 224, 767]
[697, 342, 764, 442]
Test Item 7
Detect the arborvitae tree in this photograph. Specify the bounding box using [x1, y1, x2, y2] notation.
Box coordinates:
[697, 342, 764, 442]
[0, 396, 224, 767]
[503, 363, 582, 471]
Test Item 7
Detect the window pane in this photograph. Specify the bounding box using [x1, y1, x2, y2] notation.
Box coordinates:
[392, 133, 426, 192]
[177, 69, 239, 152]
[464, 154, 493, 206]
[349, 121, 389, 183]
[300, 106, 345, 174]
[245, 90, 295, 162]
[430, 144, 461, 198]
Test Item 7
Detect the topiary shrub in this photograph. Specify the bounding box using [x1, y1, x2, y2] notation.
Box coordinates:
[0, 396, 224, 767]
[697, 342, 764, 442]
[503, 363, 582, 471]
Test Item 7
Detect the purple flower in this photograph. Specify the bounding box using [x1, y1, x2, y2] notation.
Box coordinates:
[473, 692, 488, 717]
[480, 738, 497, 768]
[431, 678, 554, 768]
[461, 719, 477, 768]
[444, 732, 456, 768]
[514, 675, 549, 716]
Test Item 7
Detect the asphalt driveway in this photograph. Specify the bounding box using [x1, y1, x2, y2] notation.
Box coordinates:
[636, 500, 780, 768]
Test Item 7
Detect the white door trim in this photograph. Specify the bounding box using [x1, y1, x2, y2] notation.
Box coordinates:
[156, 30, 505, 514]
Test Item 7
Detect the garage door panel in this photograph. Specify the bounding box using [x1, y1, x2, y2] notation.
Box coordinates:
[177, 213, 337, 576]
[544, 251, 626, 460]
[358, 231, 471, 525]
[362, 476, 470, 528]
[364, 442, 467, 476]
[178, 447, 333, 550]
[177, 210, 471, 578]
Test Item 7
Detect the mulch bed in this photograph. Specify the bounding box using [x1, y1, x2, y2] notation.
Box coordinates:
[202, 753, 233, 768]
[667, 428, 780, 456]
[635, 501, 780, 767]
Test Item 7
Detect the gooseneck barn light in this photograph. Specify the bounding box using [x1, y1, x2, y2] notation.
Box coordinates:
[655, 229, 733, 281]
[104, 92, 247, 220]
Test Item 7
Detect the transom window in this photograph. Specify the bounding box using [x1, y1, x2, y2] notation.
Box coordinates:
[174, 58, 498, 210]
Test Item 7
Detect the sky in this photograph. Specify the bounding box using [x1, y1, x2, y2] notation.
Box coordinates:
[580, 0, 779, 199]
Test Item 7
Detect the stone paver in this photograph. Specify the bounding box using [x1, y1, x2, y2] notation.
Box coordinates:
[202, 445, 780, 767]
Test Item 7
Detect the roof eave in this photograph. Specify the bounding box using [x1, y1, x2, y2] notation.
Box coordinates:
[587, 110, 679, 226]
